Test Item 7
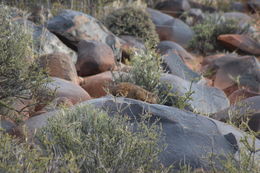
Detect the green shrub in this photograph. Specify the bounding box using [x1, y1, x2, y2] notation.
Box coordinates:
[1, 0, 126, 19]
[191, 0, 238, 12]
[0, 6, 53, 120]
[189, 14, 250, 55]
[0, 129, 80, 173]
[113, 49, 194, 108]
[37, 104, 166, 172]
[104, 6, 159, 48]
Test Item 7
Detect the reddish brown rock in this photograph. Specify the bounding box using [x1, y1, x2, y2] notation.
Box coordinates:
[32, 97, 74, 116]
[202, 55, 260, 96]
[76, 40, 116, 77]
[48, 77, 91, 104]
[217, 34, 260, 56]
[38, 53, 79, 84]
[119, 35, 146, 62]
[228, 89, 260, 105]
[80, 71, 113, 98]
[201, 53, 227, 66]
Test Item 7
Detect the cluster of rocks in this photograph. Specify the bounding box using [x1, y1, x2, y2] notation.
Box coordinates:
[1, 0, 260, 171]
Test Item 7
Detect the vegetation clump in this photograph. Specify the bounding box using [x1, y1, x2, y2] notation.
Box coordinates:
[0, 6, 52, 119]
[37, 104, 165, 172]
[104, 6, 159, 48]
[189, 14, 250, 55]
[0, 129, 79, 173]
[112, 49, 193, 109]
[113, 49, 163, 97]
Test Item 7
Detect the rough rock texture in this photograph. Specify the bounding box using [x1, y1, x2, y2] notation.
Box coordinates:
[160, 74, 230, 114]
[230, 2, 249, 12]
[119, 35, 146, 61]
[203, 55, 260, 95]
[38, 53, 78, 84]
[0, 119, 16, 133]
[47, 9, 121, 59]
[155, 0, 191, 17]
[156, 18, 194, 48]
[47, 77, 91, 104]
[228, 89, 260, 105]
[160, 51, 201, 82]
[15, 19, 77, 63]
[22, 96, 260, 170]
[147, 8, 173, 26]
[211, 96, 260, 136]
[218, 34, 260, 56]
[80, 71, 114, 98]
[157, 41, 195, 62]
[32, 97, 74, 116]
[248, 0, 260, 12]
[76, 40, 116, 76]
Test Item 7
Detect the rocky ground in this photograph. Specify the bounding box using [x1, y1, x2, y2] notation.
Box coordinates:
[0, 0, 260, 172]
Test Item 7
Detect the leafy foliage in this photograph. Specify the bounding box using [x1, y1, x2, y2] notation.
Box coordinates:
[0, 129, 80, 173]
[0, 6, 53, 119]
[104, 6, 159, 48]
[37, 104, 165, 172]
[113, 49, 194, 108]
[189, 14, 250, 55]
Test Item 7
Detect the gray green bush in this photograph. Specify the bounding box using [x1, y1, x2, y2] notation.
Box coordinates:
[104, 6, 159, 48]
[37, 104, 165, 173]
[189, 14, 250, 55]
[112, 49, 194, 109]
[0, 6, 53, 120]
[0, 129, 80, 173]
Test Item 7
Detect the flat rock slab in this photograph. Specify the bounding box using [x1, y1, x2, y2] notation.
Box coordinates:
[218, 34, 260, 56]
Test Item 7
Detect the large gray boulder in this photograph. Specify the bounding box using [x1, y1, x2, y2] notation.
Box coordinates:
[156, 18, 194, 48]
[21, 96, 260, 170]
[147, 8, 173, 26]
[16, 19, 77, 63]
[157, 41, 195, 62]
[160, 51, 201, 82]
[211, 96, 260, 136]
[47, 9, 122, 60]
[83, 97, 260, 170]
[0, 5, 77, 63]
[160, 74, 230, 114]
[0, 119, 16, 133]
